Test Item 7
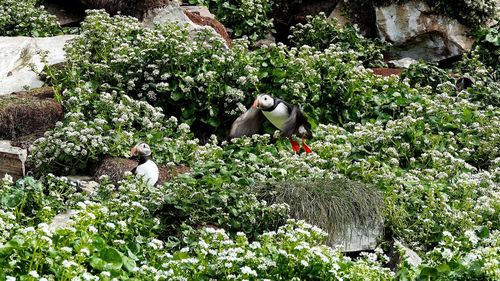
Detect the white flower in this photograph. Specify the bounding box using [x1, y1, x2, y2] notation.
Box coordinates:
[241, 266, 257, 276]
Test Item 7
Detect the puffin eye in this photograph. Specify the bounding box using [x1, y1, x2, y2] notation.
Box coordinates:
[264, 97, 268, 100]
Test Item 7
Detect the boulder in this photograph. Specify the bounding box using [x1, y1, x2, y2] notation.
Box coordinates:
[67, 175, 99, 195]
[328, 1, 350, 28]
[394, 239, 423, 267]
[375, 0, 474, 62]
[0, 87, 63, 142]
[181, 5, 215, 19]
[0, 35, 77, 95]
[0, 141, 27, 181]
[143, 3, 231, 47]
[48, 210, 80, 234]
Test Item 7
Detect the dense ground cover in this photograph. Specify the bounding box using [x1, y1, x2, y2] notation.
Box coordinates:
[1, 2, 499, 280]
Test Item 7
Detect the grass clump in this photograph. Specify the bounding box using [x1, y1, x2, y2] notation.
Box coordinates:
[251, 177, 384, 245]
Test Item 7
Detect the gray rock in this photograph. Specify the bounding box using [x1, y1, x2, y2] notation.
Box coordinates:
[0, 35, 77, 95]
[394, 239, 423, 267]
[181, 5, 215, 19]
[328, 1, 350, 28]
[388, 57, 418, 68]
[253, 33, 276, 48]
[330, 218, 384, 252]
[142, 3, 229, 48]
[0, 140, 27, 181]
[47, 210, 80, 234]
[67, 175, 99, 195]
[376, 0, 474, 62]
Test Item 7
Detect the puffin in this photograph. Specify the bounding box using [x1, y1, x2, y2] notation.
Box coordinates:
[229, 94, 313, 153]
[130, 142, 159, 186]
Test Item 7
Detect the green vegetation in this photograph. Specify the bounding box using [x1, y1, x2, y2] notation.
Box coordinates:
[288, 13, 387, 67]
[0, 2, 499, 281]
[252, 178, 384, 245]
[0, 0, 62, 36]
[188, 0, 274, 40]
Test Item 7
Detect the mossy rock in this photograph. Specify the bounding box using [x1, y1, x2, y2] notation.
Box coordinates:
[0, 87, 63, 144]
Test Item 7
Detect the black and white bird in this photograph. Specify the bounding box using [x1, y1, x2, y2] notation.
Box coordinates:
[229, 94, 313, 153]
[130, 142, 159, 186]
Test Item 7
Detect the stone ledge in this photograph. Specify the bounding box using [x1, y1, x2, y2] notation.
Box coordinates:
[0, 140, 27, 181]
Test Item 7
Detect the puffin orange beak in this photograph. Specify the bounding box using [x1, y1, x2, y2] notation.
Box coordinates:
[252, 99, 260, 109]
[130, 147, 137, 157]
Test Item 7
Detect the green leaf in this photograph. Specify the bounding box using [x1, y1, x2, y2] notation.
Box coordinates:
[122, 256, 137, 272]
[92, 236, 106, 251]
[90, 256, 106, 271]
[101, 247, 123, 266]
[436, 263, 450, 273]
[477, 226, 490, 238]
[171, 92, 183, 101]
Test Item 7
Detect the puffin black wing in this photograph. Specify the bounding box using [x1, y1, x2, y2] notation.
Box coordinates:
[281, 106, 312, 138]
[229, 107, 265, 138]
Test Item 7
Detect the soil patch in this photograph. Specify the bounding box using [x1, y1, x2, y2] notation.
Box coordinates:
[0, 87, 63, 141]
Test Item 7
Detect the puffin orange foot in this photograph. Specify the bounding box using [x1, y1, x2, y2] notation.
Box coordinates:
[302, 137, 312, 154]
[289, 137, 300, 153]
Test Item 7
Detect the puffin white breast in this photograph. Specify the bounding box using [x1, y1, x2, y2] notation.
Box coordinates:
[262, 102, 289, 130]
[135, 160, 159, 186]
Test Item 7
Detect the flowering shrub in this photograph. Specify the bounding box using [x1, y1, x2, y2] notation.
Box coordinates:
[0, 175, 396, 280]
[0, 0, 62, 36]
[188, 0, 274, 41]
[471, 25, 500, 70]
[9, 3, 500, 281]
[45, 10, 412, 141]
[288, 13, 387, 67]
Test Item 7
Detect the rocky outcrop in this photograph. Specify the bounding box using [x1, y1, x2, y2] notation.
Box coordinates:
[143, 3, 231, 47]
[183, 9, 232, 47]
[376, 0, 474, 62]
[328, 1, 349, 28]
[0, 35, 77, 95]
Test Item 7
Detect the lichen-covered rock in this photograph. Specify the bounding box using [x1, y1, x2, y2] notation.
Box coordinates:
[375, 0, 474, 61]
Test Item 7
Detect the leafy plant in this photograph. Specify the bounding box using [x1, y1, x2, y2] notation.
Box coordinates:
[0, 0, 62, 36]
[188, 0, 274, 41]
[288, 13, 387, 67]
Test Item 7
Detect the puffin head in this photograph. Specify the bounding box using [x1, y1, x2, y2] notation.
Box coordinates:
[252, 94, 274, 110]
[130, 142, 152, 157]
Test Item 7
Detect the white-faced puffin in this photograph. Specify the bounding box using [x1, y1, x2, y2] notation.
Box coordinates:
[230, 94, 313, 153]
[130, 142, 159, 186]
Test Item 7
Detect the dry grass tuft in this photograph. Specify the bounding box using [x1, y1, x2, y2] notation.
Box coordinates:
[251, 177, 384, 244]
[0, 87, 63, 141]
